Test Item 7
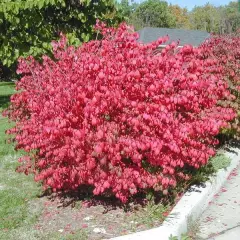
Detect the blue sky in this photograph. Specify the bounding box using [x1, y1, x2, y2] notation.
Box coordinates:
[135, 0, 238, 10]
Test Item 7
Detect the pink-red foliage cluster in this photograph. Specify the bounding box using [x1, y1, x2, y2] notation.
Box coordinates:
[201, 33, 240, 136]
[202, 33, 240, 91]
[4, 22, 236, 202]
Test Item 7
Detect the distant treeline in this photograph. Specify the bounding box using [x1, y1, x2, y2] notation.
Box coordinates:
[118, 0, 240, 33]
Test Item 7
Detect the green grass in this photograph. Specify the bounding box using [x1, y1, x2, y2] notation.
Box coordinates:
[180, 152, 231, 188]
[0, 82, 42, 239]
[0, 227, 88, 240]
[0, 118, 16, 159]
[0, 155, 42, 231]
[131, 201, 169, 229]
[210, 153, 231, 171]
[0, 82, 16, 157]
[0, 82, 15, 112]
[169, 234, 192, 240]
[45, 230, 89, 240]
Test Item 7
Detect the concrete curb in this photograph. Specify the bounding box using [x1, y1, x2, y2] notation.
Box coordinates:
[111, 148, 240, 240]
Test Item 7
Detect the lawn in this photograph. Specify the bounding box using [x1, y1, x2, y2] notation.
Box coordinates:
[0, 82, 42, 240]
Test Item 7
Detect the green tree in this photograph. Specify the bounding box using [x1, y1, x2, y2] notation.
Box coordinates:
[129, 0, 176, 30]
[118, 0, 132, 18]
[189, 3, 221, 33]
[169, 4, 190, 29]
[188, 2, 240, 34]
[117, 0, 139, 25]
[0, 0, 123, 79]
[220, 1, 240, 33]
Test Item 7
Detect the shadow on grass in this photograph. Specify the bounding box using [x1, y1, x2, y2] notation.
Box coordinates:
[37, 185, 174, 214]
[0, 94, 12, 110]
[38, 186, 145, 212]
[0, 82, 15, 87]
[0, 81, 15, 111]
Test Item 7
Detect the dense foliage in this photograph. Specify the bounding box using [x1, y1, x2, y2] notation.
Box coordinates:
[189, 2, 240, 33]
[201, 32, 240, 139]
[0, 0, 123, 78]
[4, 22, 236, 202]
[168, 4, 189, 29]
[128, 0, 176, 30]
[119, 0, 240, 33]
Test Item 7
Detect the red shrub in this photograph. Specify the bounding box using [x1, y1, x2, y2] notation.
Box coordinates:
[202, 33, 240, 90]
[4, 22, 236, 202]
[201, 33, 240, 137]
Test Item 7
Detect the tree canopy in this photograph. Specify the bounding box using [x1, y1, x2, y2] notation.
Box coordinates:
[0, 0, 123, 78]
[128, 0, 176, 30]
[1, 0, 240, 79]
[189, 2, 240, 33]
[118, 0, 240, 33]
